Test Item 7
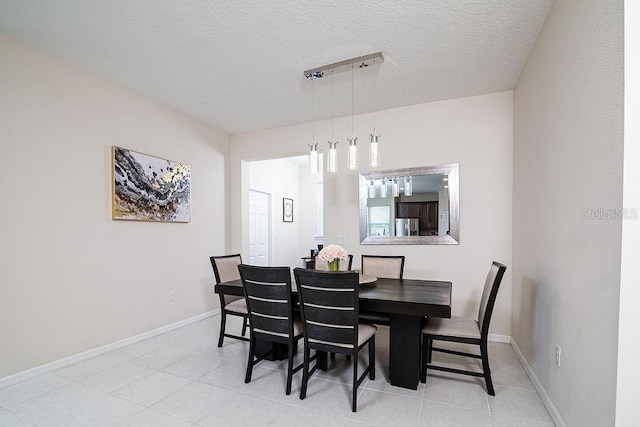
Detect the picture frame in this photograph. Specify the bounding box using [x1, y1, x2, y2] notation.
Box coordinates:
[112, 146, 191, 222]
[283, 198, 293, 222]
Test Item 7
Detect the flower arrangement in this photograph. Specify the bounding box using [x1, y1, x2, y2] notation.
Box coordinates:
[318, 244, 348, 271]
[318, 244, 348, 262]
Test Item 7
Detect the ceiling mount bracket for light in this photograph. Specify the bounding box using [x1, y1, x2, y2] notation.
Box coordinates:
[304, 52, 384, 80]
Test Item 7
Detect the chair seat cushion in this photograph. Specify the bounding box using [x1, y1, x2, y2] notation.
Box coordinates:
[225, 298, 248, 314]
[358, 323, 377, 346]
[422, 316, 480, 340]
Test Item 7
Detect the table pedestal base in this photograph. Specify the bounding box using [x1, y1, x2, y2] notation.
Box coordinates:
[389, 313, 422, 390]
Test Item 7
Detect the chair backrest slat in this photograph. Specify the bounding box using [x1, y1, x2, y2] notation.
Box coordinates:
[239, 265, 294, 342]
[478, 261, 507, 336]
[361, 255, 405, 279]
[294, 268, 359, 353]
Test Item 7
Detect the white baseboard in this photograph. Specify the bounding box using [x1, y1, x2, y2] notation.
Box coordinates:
[0, 310, 220, 389]
[488, 333, 511, 343]
[511, 339, 565, 427]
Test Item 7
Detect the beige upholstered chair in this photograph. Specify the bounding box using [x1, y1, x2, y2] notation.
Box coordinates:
[361, 255, 405, 279]
[420, 261, 507, 395]
[359, 255, 405, 325]
[314, 254, 353, 271]
[210, 254, 249, 347]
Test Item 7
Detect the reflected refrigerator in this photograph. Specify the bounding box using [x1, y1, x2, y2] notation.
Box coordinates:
[395, 218, 419, 236]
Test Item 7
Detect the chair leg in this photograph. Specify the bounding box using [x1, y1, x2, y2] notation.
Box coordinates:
[369, 336, 375, 380]
[480, 340, 495, 396]
[352, 352, 358, 412]
[286, 339, 295, 395]
[245, 337, 255, 384]
[420, 335, 428, 383]
[300, 346, 310, 400]
[242, 316, 248, 337]
[427, 338, 433, 363]
[218, 310, 227, 347]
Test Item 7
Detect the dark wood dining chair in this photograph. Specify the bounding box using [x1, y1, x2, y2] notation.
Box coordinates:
[210, 254, 249, 347]
[359, 255, 406, 325]
[420, 261, 507, 395]
[293, 268, 376, 412]
[238, 264, 304, 395]
[314, 254, 353, 271]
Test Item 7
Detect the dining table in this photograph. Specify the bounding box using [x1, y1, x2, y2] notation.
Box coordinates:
[215, 275, 452, 390]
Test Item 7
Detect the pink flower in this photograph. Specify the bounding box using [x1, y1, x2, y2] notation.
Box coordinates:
[318, 244, 348, 262]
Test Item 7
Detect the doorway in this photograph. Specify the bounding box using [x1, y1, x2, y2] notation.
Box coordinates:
[248, 190, 270, 266]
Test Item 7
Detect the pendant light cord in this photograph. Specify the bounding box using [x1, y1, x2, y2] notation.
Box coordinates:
[331, 70, 334, 140]
[372, 59, 377, 133]
[351, 64, 354, 135]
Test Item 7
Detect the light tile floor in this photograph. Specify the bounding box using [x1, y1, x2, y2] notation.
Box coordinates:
[0, 315, 555, 426]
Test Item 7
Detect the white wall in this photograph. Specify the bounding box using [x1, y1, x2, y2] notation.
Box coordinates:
[231, 91, 513, 336]
[513, 1, 623, 425]
[616, 2, 640, 425]
[0, 37, 229, 377]
[248, 159, 300, 267]
[298, 161, 323, 258]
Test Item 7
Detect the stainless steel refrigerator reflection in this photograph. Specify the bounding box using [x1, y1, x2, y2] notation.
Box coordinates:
[395, 218, 419, 236]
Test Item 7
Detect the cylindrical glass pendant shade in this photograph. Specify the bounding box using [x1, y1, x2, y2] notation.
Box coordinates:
[369, 133, 380, 167]
[309, 143, 319, 174]
[327, 141, 338, 173]
[392, 178, 400, 197]
[404, 176, 413, 196]
[368, 180, 376, 198]
[347, 137, 358, 170]
[380, 179, 388, 198]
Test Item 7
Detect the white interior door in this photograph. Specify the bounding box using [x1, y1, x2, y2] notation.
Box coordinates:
[249, 190, 270, 266]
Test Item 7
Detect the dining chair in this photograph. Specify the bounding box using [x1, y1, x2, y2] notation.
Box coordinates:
[420, 261, 507, 395]
[238, 264, 304, 395]
[359, 255, 405, 325]
[210, 254, 249, 347]
[293, 268, 376, 412]
[314, 254, 353, 271]
[361, 255, 405, 279]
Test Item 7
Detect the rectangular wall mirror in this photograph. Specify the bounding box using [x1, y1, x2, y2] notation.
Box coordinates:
[359, 163, 459, 245]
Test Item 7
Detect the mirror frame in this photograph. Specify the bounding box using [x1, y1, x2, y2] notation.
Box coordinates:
[359, 163, 460, 245]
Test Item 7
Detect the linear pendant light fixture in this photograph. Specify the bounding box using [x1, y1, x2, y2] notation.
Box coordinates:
[304, 52, 384, 173]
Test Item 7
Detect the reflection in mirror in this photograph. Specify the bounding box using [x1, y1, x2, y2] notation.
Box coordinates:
[359, 164, 459, 245]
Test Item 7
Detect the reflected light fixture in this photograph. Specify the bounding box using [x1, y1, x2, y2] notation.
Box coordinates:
[404, 176, 413, 196]
[392, 178, 400, 197]
[304, 52, 384, 173]
[368, 180, 376, 198]
[380, 179, 388, 198]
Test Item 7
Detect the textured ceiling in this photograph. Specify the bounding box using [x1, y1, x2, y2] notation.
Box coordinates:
[0, 0, 553, 135]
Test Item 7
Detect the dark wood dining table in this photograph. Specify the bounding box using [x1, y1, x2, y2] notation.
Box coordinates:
[215, 276, 452, 390]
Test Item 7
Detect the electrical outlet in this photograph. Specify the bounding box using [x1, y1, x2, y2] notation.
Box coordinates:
[337, 235, 346, 244]
[556, 344, 561, 367]
[168, 291, 176, 303]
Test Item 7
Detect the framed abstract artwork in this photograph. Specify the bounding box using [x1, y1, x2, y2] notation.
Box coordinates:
[283, 198, 293, 222]
[111, 146, 191, 222]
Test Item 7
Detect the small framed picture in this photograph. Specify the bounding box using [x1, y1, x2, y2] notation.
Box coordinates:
[283, 198, 293, 222]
